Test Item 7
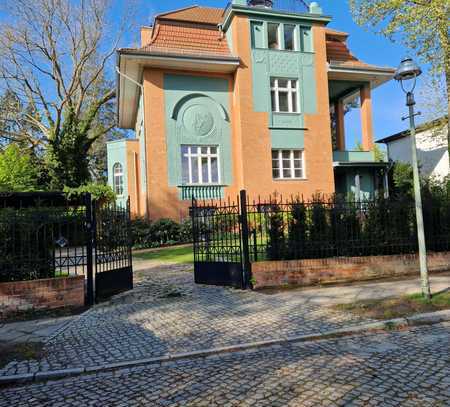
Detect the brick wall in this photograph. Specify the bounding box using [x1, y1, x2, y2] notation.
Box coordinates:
[251, 251, 450, 289]
[0, 275, 85, 319]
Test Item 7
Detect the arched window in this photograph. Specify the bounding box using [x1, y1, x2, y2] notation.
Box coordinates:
[113, 163, 124, 196]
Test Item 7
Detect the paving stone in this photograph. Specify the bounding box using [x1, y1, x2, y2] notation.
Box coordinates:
[0, 263, 373, 376]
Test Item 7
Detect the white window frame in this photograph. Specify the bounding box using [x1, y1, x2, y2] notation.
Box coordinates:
[283, 24, 298, 51]
[272, 149, 305, 180]
[182, 145, 221, 185]
[112, 162, 124, 196]
[270, 78, 300, 113]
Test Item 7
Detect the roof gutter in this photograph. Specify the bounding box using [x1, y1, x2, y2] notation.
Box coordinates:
[116, 59, 149, 217]
[118, 48, 241, 65]
[328, 64, 396, 76]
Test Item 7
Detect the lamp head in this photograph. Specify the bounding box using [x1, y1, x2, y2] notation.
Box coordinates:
[394, 57, 422, 82]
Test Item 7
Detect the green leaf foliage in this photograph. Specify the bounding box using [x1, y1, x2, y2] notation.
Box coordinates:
[349, 0, 449, 76]
[0, 144, 40, 192]
[63, 183, 115, 204]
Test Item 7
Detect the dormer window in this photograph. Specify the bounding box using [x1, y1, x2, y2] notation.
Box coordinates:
[251, 20, 312, 52]
[267, 23, 280, 49]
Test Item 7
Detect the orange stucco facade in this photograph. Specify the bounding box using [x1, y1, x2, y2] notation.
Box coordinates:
[115, 4, 392, 220]
[125, 17, 336, 220]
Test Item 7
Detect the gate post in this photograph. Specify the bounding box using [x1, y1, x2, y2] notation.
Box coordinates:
[239, 190, 251, 289]
[85, 193, 95, 306]
[191, 196, 197, 264]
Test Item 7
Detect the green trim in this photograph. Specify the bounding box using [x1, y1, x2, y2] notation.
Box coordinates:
[164, 74, 233, 191]
[107, 139, 129, 208]
[178, 185, 224, 200]
[271, 129, 304, 149]
[333, 150, 375, 163]
[249, 17, 317, 148]
[334, 167, 379, 200]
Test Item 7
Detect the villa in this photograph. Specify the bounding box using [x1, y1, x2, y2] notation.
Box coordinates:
[109, 0, 395, 219]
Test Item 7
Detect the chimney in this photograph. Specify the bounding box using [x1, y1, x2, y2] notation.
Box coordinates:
[140, 26, 153, 47]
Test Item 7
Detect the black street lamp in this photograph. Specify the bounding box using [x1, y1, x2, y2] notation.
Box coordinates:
[394, 57, 431, 299]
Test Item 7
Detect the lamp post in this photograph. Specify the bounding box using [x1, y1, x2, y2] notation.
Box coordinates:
[394, 57, 431, 299]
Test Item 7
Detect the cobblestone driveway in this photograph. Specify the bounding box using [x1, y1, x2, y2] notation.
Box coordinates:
[1, 322, 449, 406]
[1, 262, 372, 376]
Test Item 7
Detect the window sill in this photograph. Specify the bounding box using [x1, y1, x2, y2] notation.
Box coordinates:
[253, 47, 315, 54]
[272, 111, 301, 116]
[272, 178, 308, 182]
[177, 184, 226, 188]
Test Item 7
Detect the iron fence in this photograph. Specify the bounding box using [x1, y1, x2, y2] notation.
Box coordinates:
[191, 190, 450, 286]
[0, 192, 90, 283]
[0, 192, 133, 304]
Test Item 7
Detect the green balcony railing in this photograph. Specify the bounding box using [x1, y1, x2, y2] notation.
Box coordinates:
[333, 150, 376, 163]
[179, 185, 224, 201]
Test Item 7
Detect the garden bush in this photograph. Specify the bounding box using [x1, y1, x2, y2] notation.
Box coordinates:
[0, 208, 55, 282]
[131, 217, 192, 249]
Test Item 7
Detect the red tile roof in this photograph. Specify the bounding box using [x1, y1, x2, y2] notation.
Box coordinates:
[326, 30, 377, 70]
[326, 33, 361, 63]
[157, 6, 224, 26]
[325, 28, 348, 38]
[141, 21, 231, 58]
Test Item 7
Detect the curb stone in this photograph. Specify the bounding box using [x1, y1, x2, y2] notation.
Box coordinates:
[1, 309, 449, 386]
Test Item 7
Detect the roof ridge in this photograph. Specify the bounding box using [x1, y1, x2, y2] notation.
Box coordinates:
[156, 5, 199, 19]
[325, 28, 349, 37]
[146, 23, 160, 47]
[155, 5, 224, 26]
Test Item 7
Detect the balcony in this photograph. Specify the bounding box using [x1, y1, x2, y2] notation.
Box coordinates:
[179, 185, 224, 201]
[333, 150, 375, 163]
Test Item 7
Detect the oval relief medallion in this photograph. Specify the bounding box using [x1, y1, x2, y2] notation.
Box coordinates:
[182, 104, 215, 137]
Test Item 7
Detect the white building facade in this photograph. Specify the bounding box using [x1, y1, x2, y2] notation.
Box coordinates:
[377, 118, 449, 180]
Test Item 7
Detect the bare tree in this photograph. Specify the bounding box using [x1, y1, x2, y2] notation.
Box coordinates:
[0, 0, 132, 187]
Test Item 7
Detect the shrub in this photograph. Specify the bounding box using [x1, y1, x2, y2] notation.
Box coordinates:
[64, 183, 116, 205]
[131, 217, 193, 249]
[286, 201, 307, 259]
[308, 198, 332, 257]
[266, 203, 286, 260]
[151, 218, 182, 245]
[0, 208, 55, 282]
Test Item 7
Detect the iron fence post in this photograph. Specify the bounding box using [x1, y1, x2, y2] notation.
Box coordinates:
[127, 197, 133, 289]
[191, 196, 197, 264]
[239, 190, 251, 289]
[85, 193, 94, 306]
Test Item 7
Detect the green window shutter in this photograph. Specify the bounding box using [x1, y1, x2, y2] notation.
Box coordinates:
[251, 21, 264, 49]
[300, 26, 313, 52]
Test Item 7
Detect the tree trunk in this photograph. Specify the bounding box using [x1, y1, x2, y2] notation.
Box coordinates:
[446, 70, 450, 162]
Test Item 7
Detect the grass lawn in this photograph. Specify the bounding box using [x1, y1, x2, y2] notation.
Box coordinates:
[335, 291, 450, 320]
[133, 245, 194, 264]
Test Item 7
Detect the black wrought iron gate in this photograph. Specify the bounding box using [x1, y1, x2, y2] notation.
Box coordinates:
[0, 192, 133, 305]
[92, 199, 133, 302]
[191, 190, 251, 289]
